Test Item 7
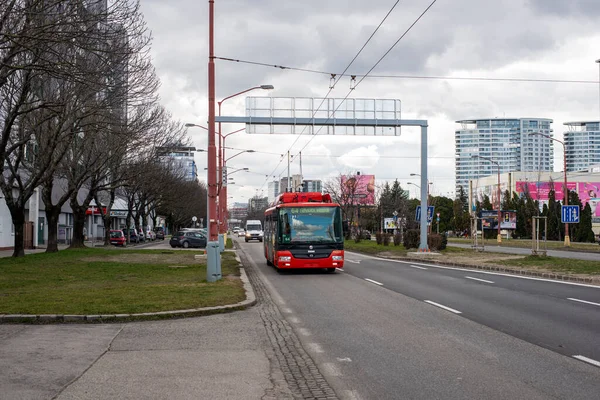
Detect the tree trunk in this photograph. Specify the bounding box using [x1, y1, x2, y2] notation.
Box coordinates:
[45, 209, 61, 253]
[69, 195, 88, 249]
[9, 208, 26, 257]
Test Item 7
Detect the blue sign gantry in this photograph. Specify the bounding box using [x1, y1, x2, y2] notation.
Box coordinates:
[561, 205, 580, 223]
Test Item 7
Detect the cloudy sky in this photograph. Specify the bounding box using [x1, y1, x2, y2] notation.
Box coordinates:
[139, 0, 600, 203]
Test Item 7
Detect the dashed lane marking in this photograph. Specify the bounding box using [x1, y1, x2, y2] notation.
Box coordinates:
[573, 355, 600, 368]
[568, 298, 600, 307]
[424, 300, 462, 314]
[365, 278, 383, 286]
[465, 276, 495, 284]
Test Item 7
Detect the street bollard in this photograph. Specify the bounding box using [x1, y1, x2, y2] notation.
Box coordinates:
[218, 233, 225, 253]
[206, 241, 222, 282]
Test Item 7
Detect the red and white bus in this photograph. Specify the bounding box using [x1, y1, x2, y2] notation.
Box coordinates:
[264, 192, 344, 272]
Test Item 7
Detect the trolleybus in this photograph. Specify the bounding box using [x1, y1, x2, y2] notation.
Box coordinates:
[264, 192, 344, 272]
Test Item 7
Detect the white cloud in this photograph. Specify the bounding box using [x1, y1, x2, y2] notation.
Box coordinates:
[139, 0, 600, 203]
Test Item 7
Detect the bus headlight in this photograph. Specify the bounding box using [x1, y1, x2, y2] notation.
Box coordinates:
[279, 256, 291, 262]
[332, 255, 343, 261]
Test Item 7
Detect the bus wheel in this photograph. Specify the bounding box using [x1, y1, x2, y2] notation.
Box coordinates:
[325, 268, 336, 273]
[266, 258, 273, 266]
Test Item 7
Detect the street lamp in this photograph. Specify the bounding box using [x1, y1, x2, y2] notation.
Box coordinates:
[472, 155, 502, 244]
[529, 132, 570, 246]
[217, 85, 273, 233]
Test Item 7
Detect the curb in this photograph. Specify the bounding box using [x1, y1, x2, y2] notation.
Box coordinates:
[368, 253, 600, 286]
[0, 255, 257, 324]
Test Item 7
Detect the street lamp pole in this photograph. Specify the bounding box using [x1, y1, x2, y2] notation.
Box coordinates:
[218, 85, 273, 234]
[529, 132, 570, 246]
[472, 155, 502, 243]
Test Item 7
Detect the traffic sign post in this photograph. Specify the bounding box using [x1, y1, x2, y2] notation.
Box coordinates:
[415, 206, 435, 223]
[561, 205, 580, 224]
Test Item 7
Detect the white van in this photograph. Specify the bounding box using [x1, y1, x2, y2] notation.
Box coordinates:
[245, 220, 263, 242]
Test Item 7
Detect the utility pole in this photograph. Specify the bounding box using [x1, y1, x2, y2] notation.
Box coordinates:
[287, 150, 291, 192]
[299, 151, 303, 192]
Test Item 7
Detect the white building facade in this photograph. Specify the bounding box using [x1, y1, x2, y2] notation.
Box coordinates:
[267, 180, 279, 204]
[455, 118, 553, 194]
[564, 121, 600, 172]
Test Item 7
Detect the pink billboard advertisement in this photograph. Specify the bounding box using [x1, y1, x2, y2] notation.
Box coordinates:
[578, 182, 600, 219]
[341, 175, 375, 205]
[515, 181, 577, 202]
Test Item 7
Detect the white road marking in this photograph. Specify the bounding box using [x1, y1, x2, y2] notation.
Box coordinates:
[321, 362, 342, 376]
[465, 276, 495, 284]
[573, 355, 600, 368]
[336, 268, 345, 272]
[281, 307, 293, 314]
[337, 357, 352, 362]
[288, 316, 300, 324]
[568, 298, 600, 307]
[298, 328, 311, 336]
[344, 251, 600, 289]
[424, 300, 462, 314]
[410, 265, 428, 270]
[346, 259, 361, 264]
[306, 343, 324, 353]
[365, 278, 383, 286]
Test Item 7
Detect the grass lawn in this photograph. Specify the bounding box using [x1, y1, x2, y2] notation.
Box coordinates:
[344, 240, 408, 256]
[492, 256, 600, 275]
[0, 248, 244, 315]
[448, 237, 600, 253]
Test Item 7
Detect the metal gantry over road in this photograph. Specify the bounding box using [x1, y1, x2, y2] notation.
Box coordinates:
[217, 96, 433, 252]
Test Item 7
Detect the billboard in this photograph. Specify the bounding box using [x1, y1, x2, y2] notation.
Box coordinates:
[515, 181, 577, 205]
[578, 182, 600, 222]
[384, 218, 398, 229]
[341, 174, 375, 205]
[480, 210, 517, 230]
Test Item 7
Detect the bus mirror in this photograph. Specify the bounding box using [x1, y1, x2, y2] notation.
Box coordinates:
[342, 220, 349, 234]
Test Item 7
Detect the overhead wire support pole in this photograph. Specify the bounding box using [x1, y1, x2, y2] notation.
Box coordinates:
[206, 0, 221, 282]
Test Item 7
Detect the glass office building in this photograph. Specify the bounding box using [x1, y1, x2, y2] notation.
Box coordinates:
[455, 118, 553, 194]
[564, 121, 600, 172]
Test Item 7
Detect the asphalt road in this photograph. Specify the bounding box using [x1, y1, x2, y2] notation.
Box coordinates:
[448, 241, 600, 261]
[237, 239, 600, 400]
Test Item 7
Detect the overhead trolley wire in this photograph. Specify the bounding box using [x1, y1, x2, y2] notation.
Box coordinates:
[258, 0, 402, 191]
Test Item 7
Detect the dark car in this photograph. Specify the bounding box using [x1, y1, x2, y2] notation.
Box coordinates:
[361, 230, 372, 240]
[155, 227, 165, 240]
[170, 231, 207, 248]
[123, 228, 139, 244]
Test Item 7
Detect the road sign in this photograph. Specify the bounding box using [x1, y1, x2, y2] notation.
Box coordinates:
[192, 216, 197, 222]
[561, 205, 580, 223]
[416, 206, 435, 223]
[393, 210, 398, 217]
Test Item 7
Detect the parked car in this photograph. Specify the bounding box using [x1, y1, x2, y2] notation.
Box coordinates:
[146, 229, 155, 241]
[155, 227, 165, 240]
[169, 231, 207, 248]
[138, 229, 145, 242]
[123, 228, 139, 244]
[361, 230, 372, 240]
[109, 230, 126, 247]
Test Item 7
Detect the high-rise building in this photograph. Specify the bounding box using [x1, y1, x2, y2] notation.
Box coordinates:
[280, 174, 303, 193]
[455, 118, 553, 194]
[564, 121, 600, 172]
[267, 181, 279, 204]
[156, 146, 197, 181]
[302, 179, 322, 193]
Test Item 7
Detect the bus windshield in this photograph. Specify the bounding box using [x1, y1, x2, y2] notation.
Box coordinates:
[279, 206, 342, 244]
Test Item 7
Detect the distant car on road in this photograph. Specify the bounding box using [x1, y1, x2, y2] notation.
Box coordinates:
[109, 230, 126, 247]
[170, 231, 207, 248]
[237, 229, 245, 237]
[155, 227, 165, 240]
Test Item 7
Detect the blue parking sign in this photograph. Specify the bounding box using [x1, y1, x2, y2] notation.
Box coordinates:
[561, 205, 580, 223]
